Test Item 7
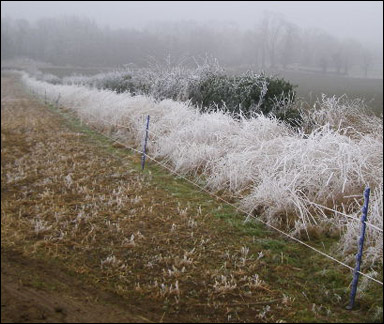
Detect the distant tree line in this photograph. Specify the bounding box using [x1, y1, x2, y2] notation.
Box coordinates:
[1, 13, 381, 77]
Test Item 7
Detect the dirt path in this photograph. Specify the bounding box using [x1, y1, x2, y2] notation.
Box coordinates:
[1, 249, 155, 323]
[1, 72, 381, 323]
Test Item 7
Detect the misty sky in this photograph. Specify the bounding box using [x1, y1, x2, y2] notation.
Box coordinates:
[1, 1, 383, 47]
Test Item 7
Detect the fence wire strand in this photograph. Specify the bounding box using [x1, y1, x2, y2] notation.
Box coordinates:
[84, 119, 384, 286]
[85, 112, 384, 234]
[39, 94, 384, 286]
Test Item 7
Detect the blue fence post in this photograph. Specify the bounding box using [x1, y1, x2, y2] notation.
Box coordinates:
[141, 115, 150, 170]
[56, 93, 61, 108]
[346, 187, 370, 310]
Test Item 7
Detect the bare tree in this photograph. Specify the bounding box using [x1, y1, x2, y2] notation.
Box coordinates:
[332, 52, 343, 74]
[279, 21, 299, 69]
[319, 56, 328, 74]
[362, 49, 373, 78]
[259, 12, 286, 69]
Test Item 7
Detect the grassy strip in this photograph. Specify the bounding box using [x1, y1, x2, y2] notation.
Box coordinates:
[40, 98, 383, 323]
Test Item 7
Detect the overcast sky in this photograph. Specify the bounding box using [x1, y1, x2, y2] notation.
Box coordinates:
[1, 1, 383, 47]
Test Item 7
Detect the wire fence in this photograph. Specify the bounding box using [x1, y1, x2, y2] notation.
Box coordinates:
[84, 111, 384, 234]
[85, 117, 384, 286]
[32, 88, 384, 287]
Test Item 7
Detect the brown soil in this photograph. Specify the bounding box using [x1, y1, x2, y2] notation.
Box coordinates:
[1, 249, 154, 323]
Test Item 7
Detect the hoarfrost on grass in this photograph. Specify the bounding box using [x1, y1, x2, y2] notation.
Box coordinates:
[22, 72, 383, 267]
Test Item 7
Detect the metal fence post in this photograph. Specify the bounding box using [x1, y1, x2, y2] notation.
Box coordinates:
[141, 115, 150, 170]
[56, 93, 61, 108]
[346, 187, 370, 310]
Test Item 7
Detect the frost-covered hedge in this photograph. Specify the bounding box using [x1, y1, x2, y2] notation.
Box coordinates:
[188, 72, 294, 115]
[22, 72, 383, 269]
[61, 61, 299, 124]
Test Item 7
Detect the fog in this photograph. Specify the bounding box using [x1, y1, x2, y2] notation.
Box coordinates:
[2, 1, 383, 46]
[1, 1, 383, 79]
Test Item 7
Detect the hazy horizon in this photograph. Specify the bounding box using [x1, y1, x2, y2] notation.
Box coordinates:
[1, 1, 383, 49]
